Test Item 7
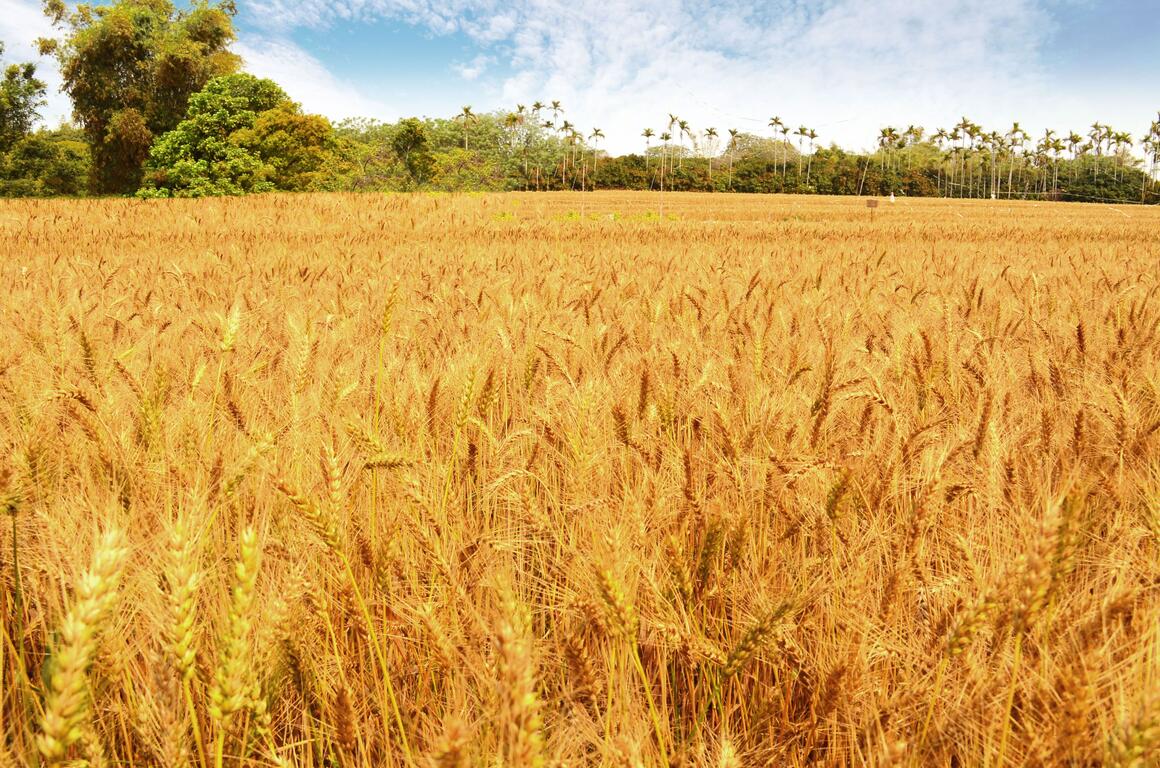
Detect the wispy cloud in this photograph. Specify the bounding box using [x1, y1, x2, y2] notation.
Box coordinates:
[452, 53, 494, 81]
[242, 0, 1065, 151]
[234, 35, 393, 120]
[3, 0, 1152, 154]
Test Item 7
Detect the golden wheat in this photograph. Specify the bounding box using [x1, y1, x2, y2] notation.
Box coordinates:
[0, 191, 1157, 766]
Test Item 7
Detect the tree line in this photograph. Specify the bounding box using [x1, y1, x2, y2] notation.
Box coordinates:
[1, 0, 1158, 202]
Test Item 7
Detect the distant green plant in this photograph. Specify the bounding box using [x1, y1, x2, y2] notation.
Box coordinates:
[0, 126, 90, 197]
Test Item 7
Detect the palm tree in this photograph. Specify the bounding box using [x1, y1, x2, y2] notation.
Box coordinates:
[1005, 122, 1028, 196]
[933, 128, 949, 194]
[903, 125, 923, 170]
[962, 119, 981, 197]
[805, 128, 818, 185]
[727, 128, 739, 189]
[1050, 137, 1065, 196]
[642, 128, 655, 175]
[503, 110, 525, 187]
[1143, 120, 1160, 198]
[704, 127, 718, 186]
[588, 127, 604, 187]
[456, 105, 477, 150]
[659, 132, 672, 186]
[780, 124, 792, 178]
[878, 126, 898, 173]
[1089, 122, 1105, 178]
[503, 111, 521, 145]
[565, 127, 583, 189]
[793, 126, 808, 178]
[559, 120, 574, 185]
[769, 116, 785, 177]
[677, 119, 691, 169]
[1112, 130, 1132, 180]
[1066, 131, 1083, 181]
[1041, 129, 1057, 195]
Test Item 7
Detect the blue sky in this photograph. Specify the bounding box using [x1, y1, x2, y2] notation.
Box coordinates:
[2, 0, 1157, 153]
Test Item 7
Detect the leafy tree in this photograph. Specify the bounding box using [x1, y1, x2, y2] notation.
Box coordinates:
[390, 117, 434, 187]
[0, 43, 46, 153]
[39, 0, 240, 194]
[234, 102, 335, 191]
[139, 73, 334, 197]
[0, 125, 90, 196]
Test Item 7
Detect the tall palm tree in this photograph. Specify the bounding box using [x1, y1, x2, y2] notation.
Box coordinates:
[963, 119, 982, 197]
[1005, 122, 1028, 196]
[769, 116, 785, 177]
[780, 124, 792, 178]
[456, 105, 477, 150]
[794, 126, 808, 178]
[727, 128, 739, 190]
[1041, 129, 1057, 195]
[1143, 120, 1160, 198]
[1112, 130, 1132, 180]
[704, 127, 718, 186]
[559, 120, 574, 185]
[505, 109, 534, 190]
[903, 125, 923, 170]
[1066, 131, 1083, 181]
[805, 128, 818, 185]
[677, 119, 691, 169]
[588, 127, 604, 187]
[878, 126, 898, 173]
[642, 128, 655, 174]
[1089, 122, 1105, 178]
[1050, 137, 1065, 196]
[932, 128, 949, 194]
[659, 132, 672, 185]
[987, 131, 1003, 198]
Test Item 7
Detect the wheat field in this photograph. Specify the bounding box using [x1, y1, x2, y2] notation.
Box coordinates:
[0, 192, 1158, 767]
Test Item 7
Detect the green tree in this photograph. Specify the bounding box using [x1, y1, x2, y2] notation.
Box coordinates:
[139, 73, 333, 197]
[1, 125, 90, 196]
[39, 0, 240, 194]
[0, 43, 46, 153]
[234, 102, 334, 191]
[390, 117, 434, 187]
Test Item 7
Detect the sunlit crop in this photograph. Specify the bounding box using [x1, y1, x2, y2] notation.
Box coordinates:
[1, 191, 1157, 767]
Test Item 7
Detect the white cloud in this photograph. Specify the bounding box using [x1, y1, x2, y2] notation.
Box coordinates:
[240, 0, 1084, 152]
[234, 35, 393, 121]
[452, 54, 494, 81]
[2, 0, 1152, 157]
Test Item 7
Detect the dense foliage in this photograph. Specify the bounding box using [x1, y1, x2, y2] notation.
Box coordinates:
[327, 113, 1160, 203]
[0, 43, 90, 196]
[0, 125, 90, 197]
[39, 0, 240, 194]
[0, 43, 46, 153]
[138, 74, 335, 197]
